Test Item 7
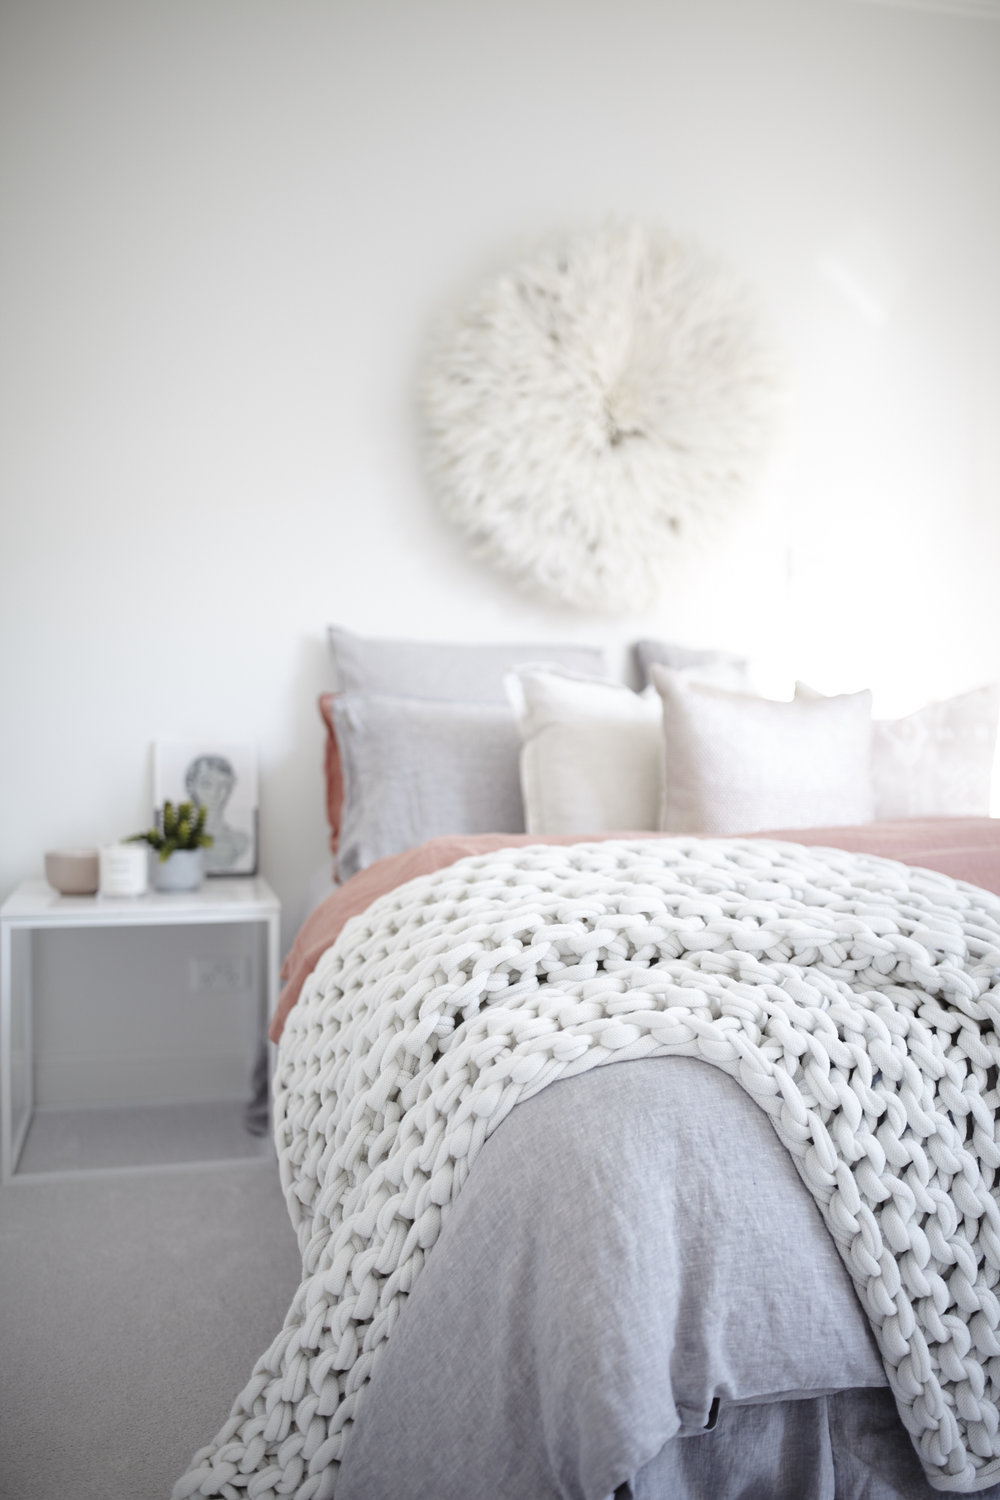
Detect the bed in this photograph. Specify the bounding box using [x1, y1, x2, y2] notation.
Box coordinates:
[174, 628, 1000, 1500]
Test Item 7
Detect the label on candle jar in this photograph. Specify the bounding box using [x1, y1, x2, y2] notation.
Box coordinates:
[99, 843, 149, 897]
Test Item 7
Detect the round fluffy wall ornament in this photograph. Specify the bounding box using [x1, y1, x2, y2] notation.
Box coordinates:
[419, 221, 785, 612]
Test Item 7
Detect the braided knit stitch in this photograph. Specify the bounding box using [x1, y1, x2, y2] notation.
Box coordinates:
[174, 838, 1000, 1497]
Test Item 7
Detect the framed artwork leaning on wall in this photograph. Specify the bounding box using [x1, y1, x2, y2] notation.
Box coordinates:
[153, 741, 258, 876]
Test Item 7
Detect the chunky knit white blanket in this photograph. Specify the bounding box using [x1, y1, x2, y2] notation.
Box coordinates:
[175, 838, 1000, 1498]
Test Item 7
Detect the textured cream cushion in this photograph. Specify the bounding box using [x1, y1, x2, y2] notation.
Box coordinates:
[796, 683, 1000, 820]
[871, 686, 999, 819]
[652, 667, 874, 835]
[506, 667, 662, 834]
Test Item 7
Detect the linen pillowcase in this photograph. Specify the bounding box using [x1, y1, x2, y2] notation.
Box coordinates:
[328, 625, 606, 700]
[652, 666, 874, 835]
[633, 638, 749, 691]
[331, 693, 525, 882]
[870, 685, 999, 819]
[506, 667, 663, 835]
[322, 628, 607, 861]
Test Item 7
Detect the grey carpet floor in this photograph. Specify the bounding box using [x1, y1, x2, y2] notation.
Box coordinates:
[0, 1158, 302, 1500]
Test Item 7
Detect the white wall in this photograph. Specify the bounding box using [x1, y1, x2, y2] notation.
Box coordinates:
[1, 0, 998, 991]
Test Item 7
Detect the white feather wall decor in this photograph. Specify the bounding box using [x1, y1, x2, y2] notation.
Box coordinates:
[419, 222, 785, 612]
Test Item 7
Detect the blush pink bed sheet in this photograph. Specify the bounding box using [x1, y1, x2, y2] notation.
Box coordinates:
[271, 817, 1000, 1044]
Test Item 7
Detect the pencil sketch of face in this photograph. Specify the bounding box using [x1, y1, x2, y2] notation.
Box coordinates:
[179, 751, 252, 874]
[185, 755, 235, 826]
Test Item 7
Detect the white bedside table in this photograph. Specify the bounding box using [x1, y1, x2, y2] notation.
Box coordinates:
[1, 876, 281, 1182]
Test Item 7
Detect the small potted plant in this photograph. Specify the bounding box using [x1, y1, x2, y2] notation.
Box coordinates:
[126, 800, 214, 892]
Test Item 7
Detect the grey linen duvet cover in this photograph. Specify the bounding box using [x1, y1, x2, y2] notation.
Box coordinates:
[337, 1057, 1000, 1500]
[180, 824, 1000, 1500]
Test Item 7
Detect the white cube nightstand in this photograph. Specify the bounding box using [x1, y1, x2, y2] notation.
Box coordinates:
[1, 876, 281, 1182]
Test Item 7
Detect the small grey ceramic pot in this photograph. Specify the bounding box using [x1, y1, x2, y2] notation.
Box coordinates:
[152, 848, 204, 893]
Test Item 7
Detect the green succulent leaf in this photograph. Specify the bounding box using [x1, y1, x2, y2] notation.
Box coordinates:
[125, 799, 213, 853]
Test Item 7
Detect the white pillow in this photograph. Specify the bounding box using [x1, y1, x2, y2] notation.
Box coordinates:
[872, 686, 999, 819]
[796, 682, 999, 820]
[505, 666, 662, 835]
[652, 666, 874, 835]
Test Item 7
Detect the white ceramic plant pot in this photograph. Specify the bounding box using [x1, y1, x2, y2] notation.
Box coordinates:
[153, 848, 204, 893]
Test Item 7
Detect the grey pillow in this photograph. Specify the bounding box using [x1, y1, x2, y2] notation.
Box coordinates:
[332, 693, 526, 881]
[328, 625, 606, 701]
[633, 638, 748, 690]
